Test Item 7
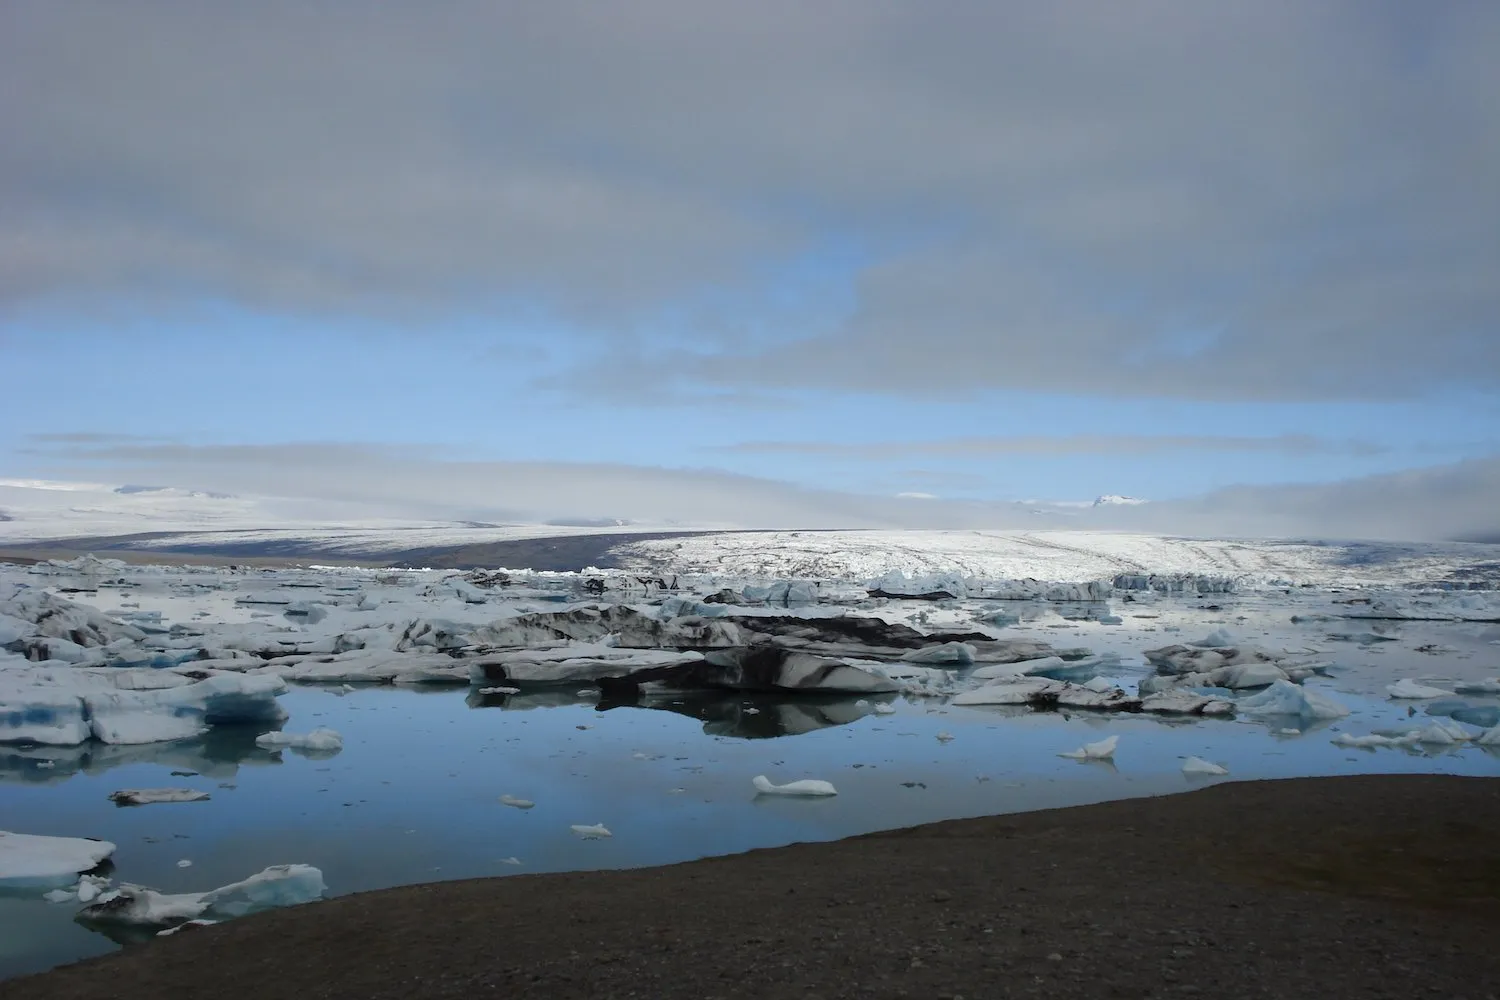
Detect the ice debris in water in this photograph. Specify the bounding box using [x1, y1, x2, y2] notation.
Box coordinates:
[479, 686, 521, 695]
[571, 823, 612, 839]
[1386, 678, 1448, 699]
[936, 731, 955, 743]
[254, 727, 343, 752]
[751, 775, 838, 797]
[1058, 735, 1118, 760]
[109, 788, 211, 806]
[499, 795, 534, 809]
[1236, 680, 1349, 720]
[1455, 678, 1500, 695]
[1181, 756, 1229, 776]
[873, 703, 897, 715]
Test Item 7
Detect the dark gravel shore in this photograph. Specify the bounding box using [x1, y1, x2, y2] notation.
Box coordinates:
[6, 775, 1497, 1000]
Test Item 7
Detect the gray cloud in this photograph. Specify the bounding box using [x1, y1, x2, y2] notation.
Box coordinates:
[20, 439, 1500, 542]
[3, 2, 1496, 399]
[713, 434, 1387, 459]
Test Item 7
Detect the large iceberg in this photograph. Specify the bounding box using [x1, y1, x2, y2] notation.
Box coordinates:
[1236, 680, 1350, 720]
[0, 668, 288, 746]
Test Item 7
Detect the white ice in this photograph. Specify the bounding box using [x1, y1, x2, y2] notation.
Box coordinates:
[254, 727, 344, 752]
[1386, 678, 1449, 699]
[570, 823, 612, 839]
[499, 795, 534, 809]
[751, 775, 838, 797]
[0, 831, 116, 886]
[1058, 735, 1119, 760]
[78, 864, 325, 926]
[1181, 756, 1229, 776]
[109, 788, 211, 806]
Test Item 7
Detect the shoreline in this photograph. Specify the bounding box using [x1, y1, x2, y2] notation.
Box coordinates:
[7, 774, 1498, 999]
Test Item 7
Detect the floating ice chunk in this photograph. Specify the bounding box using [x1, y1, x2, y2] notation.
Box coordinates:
[0, 831, 116, 886]
[1478, 724, 1500, 746]
[1455, 678, 1500, 695]
[1139, 690, 1235, 716]
[85, 674, 289, 745]
[1414, 719, 1473, 744]
[199, 864, 326, 918]
[1058, 735, 1118, 760]
[109, 788, 211, 806]
[571, 823, 612, 839]
[1194, 629, 1236, 648]
[499, 795, 534, 809]
[254, 727, 343, 752]
[969, 661, 1031, 681]
[1082, 676, 1117, 693]
[1331, 732, 1419, 749]
[1236, 680, 1350, 720]
[177, 860, 192, 868]
[499, 857, 522, 866]
[44, 888, 74, 903]
[1387, 679, 1448, 699]
[751, 775, 838, 797]
[157, 919, 217, 936]
[1181, 756, 1229, 776]
[79, 887, 207, 925]
[936, 731, 955, 743]
[873, 703, 897, 715]
[479, 686, 521, 695]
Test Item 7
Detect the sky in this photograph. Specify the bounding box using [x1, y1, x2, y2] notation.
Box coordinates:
[1, 2, 1497, 540]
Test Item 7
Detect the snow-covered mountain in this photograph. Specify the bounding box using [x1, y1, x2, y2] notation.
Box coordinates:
[1093, 494, 1148, 507]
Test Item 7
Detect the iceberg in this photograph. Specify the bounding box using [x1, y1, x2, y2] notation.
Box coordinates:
[1, 669, 288, 746]
[0, 831, 116, 886]
[751, 775, 838, 797]
[1182, 756, 1229, 776]
[1236, 681, 1350, 721]
[1059, 735, 1118, 760]
[1454, 677, 1500, 695]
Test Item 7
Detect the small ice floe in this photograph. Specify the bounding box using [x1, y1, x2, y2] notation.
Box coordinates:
[751, 775, 838, 797]
[1332, 732, 1419, 750]
[575, 689, 596, 698]
[570, 823, 612, 839]
[1181, 756, 1229, 776]
[1455, 678, 1500, 695]
[744, 707, 761, 715]
[254, 728, 343, 752]
[498, 795, 534, 809]
[36, 761, 55, 770]
[855, 699, 869, 708]
[1387, 678, 1448, 700]
[177, 859, 192, 868]
[109, 788, 211, 807]
[479, 686, 521, 695]
[157, 919, 217, 937]
[1478, 724, 1500, 746]
[935, 731, 955, 743]
[498, 857, 522, 866]
[0, 832, 117, 887]
[873, 703, 897, 715]
[1058, 735, 1118, 761]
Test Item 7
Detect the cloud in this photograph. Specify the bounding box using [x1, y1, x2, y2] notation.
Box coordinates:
[20, 438, 1499, 542]
[3, 2, 1496, 401]
[713, 434, 1387, 459]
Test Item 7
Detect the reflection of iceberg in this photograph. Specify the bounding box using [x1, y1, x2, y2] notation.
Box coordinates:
[0, 725, 282, 785]
[624, 694, 884, 739]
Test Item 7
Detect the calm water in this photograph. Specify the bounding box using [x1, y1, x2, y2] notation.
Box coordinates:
[4, 592, 1500, 979]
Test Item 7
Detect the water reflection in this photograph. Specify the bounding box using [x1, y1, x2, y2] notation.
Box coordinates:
[463, 686, 887, 739]
[0, 726, 281, 785]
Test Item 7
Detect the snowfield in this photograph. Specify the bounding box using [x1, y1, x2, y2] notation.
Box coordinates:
[610, 529, 1500, 589]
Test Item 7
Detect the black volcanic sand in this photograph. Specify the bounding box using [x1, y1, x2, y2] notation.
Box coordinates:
[7, 775, 1498, 1000]
[0, 529, 725, 571]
